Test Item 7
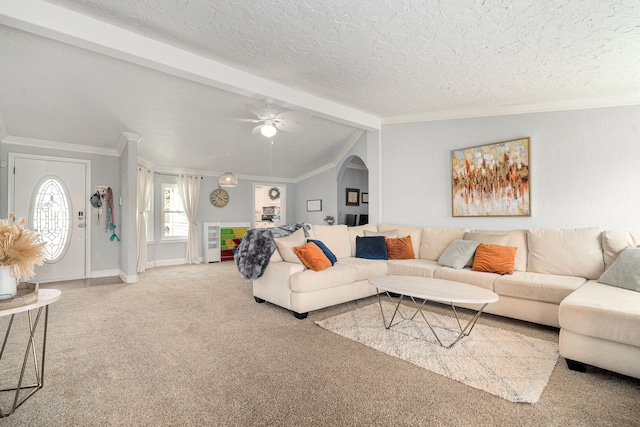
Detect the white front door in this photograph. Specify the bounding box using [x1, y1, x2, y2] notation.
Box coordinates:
[10, 154, 89, 282]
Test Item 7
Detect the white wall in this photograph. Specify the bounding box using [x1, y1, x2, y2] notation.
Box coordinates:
[380, 105, 640, 231]
[295, 168, 336, 225]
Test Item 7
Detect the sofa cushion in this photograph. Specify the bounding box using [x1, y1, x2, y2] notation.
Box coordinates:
[434, 267, 498, 291]
[355, 236, 388, 260]
[602, 230, 640, 269]
[495, 271, 586, 304]
[472, 244, 517, 275]
[559, 280, 640, 348]
[307, 239, 337, 265]
[386, 236, 415, 260]
[379, 224, 422, 259]
[387, 259, 440, 278]
[338, 257, 388, 281]
[437, 239, 479, 269]
[419, 228, 467, 261]
[527, 227, 605, 280]
[273, 228, 306, 264]
[471, 229, 528, 272]
[294, 242, 332, 272]
[463, 232, 511, 267]
[597, 247, 640, 292]
[347, 224, 378, 256]
[364, 229, 398, 238]
[312, 224, 352, 259]
[290, 264, 357, 293]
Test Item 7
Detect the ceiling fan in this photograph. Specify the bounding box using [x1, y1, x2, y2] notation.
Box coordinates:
[238, 98, 311, 138]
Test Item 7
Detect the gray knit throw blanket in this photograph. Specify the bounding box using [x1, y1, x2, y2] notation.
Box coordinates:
[234, 223, 311, 282]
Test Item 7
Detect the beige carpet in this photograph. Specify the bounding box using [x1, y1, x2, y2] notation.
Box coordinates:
[0, 262, 639, 426]
[316, 301, 559, 403]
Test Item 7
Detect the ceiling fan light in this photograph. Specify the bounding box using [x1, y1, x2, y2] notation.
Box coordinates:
[218, 172, 238, 188]
[260, 123, 277, 138]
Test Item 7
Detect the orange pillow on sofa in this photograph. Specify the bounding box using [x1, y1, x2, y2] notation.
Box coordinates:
[472, 243, 517, 275]
[386, 236, 415, 260]
[294, 242, 332, 272]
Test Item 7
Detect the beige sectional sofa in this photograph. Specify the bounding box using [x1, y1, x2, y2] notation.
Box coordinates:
[251, 223, 640, 379]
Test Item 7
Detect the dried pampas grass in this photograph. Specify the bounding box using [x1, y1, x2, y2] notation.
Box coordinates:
[0, 213, 47, 281]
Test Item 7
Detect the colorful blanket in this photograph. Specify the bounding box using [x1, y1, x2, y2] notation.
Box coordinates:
[234, 223, 310, 282]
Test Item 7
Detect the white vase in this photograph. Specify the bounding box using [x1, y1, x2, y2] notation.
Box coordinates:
[0, 265, 17, 300]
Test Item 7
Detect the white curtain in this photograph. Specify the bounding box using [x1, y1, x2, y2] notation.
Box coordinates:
[177, 174, 201, 264]
[136, 167, 154, 273]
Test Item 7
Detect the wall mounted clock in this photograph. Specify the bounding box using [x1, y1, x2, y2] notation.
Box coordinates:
[210, 188, 229, 207]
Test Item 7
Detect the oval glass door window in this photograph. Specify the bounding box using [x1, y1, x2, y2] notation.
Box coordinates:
[32, 177, 71, 263]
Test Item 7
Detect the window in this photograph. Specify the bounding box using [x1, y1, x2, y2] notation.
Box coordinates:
[32, 177, 71, 262]
[162, 184, 188, 239]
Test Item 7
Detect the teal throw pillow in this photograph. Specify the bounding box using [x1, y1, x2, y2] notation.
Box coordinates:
[356, 236, 388, 260]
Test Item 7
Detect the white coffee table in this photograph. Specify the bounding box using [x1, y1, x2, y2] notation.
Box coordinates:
[369, 275, 499, 349]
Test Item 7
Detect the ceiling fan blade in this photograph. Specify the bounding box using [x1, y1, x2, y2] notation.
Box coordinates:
[275, 121, 305, 133]
[251, 125, 264, 135]
[245, 103, 265, 118]
[235, 118, 262, 123]
[275, 110, 311, 123]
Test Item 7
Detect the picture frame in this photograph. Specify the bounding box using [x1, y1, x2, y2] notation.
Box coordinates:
[451, 137, 530, 217]
[346, 188, 360, 206]
[361, 192, 369, 204]
[306, 199, 322, 212]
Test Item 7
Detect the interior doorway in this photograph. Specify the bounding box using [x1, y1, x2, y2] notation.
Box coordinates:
[253, 184, 286, 229]
[337, 156, 369, 226]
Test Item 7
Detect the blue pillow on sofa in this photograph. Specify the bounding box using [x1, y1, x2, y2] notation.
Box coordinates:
[307, 239, 337, 265]
[356, 236, 388, 260]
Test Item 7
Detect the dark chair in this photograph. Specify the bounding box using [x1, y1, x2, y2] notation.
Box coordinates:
[345, 214, 357, 226]
[358, 214, 368, 225]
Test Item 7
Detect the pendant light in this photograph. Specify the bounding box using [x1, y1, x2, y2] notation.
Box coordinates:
[218, 155, 238, 188]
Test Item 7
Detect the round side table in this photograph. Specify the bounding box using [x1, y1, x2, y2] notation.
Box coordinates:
[0, 289, 61, 418]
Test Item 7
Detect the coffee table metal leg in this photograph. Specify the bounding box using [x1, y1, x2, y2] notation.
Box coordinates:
[378, 291, 490, 349]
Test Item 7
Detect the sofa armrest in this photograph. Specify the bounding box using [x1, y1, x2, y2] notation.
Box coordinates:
[255, 261, 305, 285]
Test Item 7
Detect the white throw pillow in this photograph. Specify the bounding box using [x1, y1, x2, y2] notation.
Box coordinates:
[273, 228, 306, 264]
[364, 229, 398, 238]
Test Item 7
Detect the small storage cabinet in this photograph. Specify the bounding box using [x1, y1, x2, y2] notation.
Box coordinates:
[203, 222, 250, 262]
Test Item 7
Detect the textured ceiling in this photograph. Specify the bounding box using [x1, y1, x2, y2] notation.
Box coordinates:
[1, 1, 639, 179]
[45, 0, 640, 117]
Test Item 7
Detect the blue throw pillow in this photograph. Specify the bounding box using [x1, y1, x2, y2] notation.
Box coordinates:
[355, 236, 388, 260]
[307, 239, 337, 265]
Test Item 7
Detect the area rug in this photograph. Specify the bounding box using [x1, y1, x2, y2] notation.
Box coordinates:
[316, 301, 559, 404]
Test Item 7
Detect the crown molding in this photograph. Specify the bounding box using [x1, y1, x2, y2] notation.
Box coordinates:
[381, 94, 640, 125]
[118, 132, 142, 154]
[1, 135, 120, 156]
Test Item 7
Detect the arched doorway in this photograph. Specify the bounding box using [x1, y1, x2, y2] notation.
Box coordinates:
[337, 155, 369, 226]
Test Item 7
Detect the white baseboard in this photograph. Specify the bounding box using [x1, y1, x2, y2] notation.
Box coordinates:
[155, 258, 186, 267]
[119, 271, 138, 284]
[90, 269, 120, 278]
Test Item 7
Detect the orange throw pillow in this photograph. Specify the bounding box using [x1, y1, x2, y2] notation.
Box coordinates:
[294, 242, 332, 272]
[386, 236, 415, 260]
[472, 244, 517, 275]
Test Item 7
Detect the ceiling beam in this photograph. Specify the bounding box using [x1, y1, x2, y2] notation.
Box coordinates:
[0, 0, 380, 131]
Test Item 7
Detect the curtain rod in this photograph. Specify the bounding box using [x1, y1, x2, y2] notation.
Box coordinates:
[154, 172, 203, 179]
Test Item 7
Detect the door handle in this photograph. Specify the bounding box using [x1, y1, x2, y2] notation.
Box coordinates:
[78, 223, 85, 228]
